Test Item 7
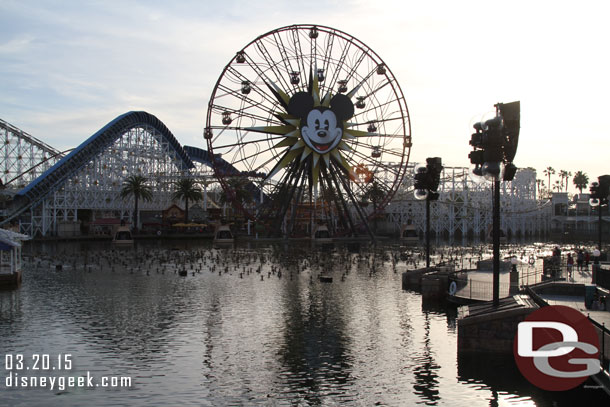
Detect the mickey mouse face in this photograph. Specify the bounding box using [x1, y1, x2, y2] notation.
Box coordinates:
[288, 91, 354, 155]
[301, 108, 343, 153]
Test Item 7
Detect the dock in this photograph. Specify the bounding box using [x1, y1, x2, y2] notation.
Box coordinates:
[456, 261, 610, 395]
[0, 228, 29, 289]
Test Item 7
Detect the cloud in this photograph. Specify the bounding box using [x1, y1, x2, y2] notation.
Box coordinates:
[1, 0, 609, 186]
[0, 34, 35, 54]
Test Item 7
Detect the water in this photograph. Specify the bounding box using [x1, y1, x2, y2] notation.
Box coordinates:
[0, 239, 607, 406]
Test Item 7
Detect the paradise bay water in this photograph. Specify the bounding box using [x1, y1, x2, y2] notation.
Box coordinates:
[0, 239, 607, 406]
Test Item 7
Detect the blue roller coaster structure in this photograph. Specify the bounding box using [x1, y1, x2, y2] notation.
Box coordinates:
[1, 112, 258, 236]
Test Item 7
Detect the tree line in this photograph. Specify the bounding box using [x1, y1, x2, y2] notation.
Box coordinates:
[537, 167, 589, 198]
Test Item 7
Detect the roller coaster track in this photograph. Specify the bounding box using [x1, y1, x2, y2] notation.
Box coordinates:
[1, 111, 195, 226]
[3, 149, 73, 187]
[183, 145, 267, 204]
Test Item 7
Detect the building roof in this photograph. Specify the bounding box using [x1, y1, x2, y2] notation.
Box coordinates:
[0, 228, 30, 249]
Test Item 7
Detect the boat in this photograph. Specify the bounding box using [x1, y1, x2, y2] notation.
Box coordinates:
[313, 224, 332, 244]
[214, 225, 234, 243]
[400, 224, 419, 243]
[112, 226, 134, 245]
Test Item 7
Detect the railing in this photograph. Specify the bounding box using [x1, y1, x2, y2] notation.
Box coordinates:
[448, 270, 511, 301]
[596, 265, 610, 291]
[447, 256, 603, 302]
[587, 317, 610, 377]
[519, 261, 596, 286]
[518, 264, 546, 287]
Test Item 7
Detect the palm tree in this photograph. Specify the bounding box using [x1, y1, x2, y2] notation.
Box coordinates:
[172, 178, 202, 222]
[361, 179, 387, 233]
[120, 175, 153, 232]
[362, 179, 387, 211]
[573, 171, 589, 194]
[559, 170, 572, 192]
[543, 167, 555, 197]
[536, 179, 545, 196]
[219, 178, 254, 207]
[553, 179, 562, 192]
[558, 170, 567, 191]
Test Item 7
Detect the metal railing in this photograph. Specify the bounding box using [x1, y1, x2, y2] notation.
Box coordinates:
[587, 317, 610, 376]
[448, 270, 511, 301]
[447, 257, 603, 301]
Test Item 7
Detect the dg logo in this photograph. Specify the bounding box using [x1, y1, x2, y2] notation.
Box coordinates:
[513, 305, 601, 391]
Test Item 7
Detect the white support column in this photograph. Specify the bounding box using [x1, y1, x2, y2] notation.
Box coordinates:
[63, 189, 68, 221]
[203, 183, 207, 212]
[42, 199, 47, 237]
[53, 191, 57, 235]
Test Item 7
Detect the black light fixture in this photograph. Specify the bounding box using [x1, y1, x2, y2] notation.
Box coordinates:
[414, 164, 430, 201]
[468, 101, 520, 182]
[469, 116, 503, 181]
[589, 176, 609, 206]
[503, 163, 518, 182]
[414, 157, 442, 201]
[590, 182, 600, 207]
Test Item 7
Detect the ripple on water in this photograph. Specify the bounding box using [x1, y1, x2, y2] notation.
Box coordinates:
[2, 240, 604, 406]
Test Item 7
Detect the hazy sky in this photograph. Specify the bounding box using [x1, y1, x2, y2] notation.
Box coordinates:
[1, 0, 608, 192]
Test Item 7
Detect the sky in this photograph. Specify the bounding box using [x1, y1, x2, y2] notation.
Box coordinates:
[1, 0, 609, 193]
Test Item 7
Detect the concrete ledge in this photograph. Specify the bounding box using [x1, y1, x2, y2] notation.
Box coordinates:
[401, 267, 435, 290]
[0, 270, 22, 289]
[457, 295, 539, 354]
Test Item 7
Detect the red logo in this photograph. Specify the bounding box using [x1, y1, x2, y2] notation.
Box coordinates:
[513, 305, 600, 391]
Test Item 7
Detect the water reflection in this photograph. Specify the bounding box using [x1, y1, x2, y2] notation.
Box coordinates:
[28, 254, 198, 367]
[412, 313, 440, 404]
[457, 352, 608, 406]
[0, 239, 605, 406]
[278, 266, 355, 404]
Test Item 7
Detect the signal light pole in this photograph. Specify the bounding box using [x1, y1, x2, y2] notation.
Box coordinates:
[589, 175, 610, 251]
[414, 157, 443, 268]
[468, 101, 520, 307]
[492, 177, 500, 303]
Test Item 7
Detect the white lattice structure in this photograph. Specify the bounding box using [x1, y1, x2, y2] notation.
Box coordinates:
[6, 112, 197, 237]
[1, 118, 64, 190]
[380, 163, 551, 238]
[1, 113, 554, 239]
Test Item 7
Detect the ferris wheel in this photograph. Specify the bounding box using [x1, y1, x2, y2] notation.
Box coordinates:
[205, 24, 411, 236]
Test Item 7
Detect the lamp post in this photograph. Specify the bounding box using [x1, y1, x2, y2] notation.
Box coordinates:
[589, 175, 610, 251]
[414, 157, 443, 268]
[468, 101, 520, 307]
[592, 248, 601, 284]
[510, 256, 520, 295]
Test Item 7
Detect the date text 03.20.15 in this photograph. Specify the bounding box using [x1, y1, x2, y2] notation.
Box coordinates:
[5, 354, 72, 371]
